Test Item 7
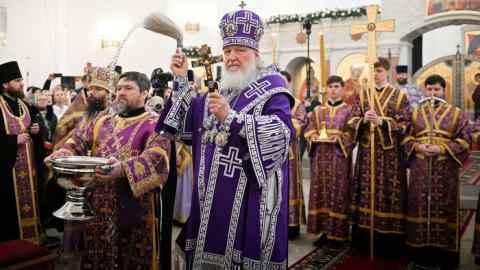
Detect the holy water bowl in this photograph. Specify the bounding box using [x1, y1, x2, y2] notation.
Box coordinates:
[51, 156, 110, 221]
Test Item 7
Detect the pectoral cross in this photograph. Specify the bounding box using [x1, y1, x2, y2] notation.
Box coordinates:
[191, 44, 223, 92]
[350, 5, 395, 262]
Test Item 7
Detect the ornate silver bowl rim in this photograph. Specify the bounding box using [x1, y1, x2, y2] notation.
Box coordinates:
[51, 156, 109, 174]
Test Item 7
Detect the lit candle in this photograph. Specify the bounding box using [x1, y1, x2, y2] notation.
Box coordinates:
[272, 32, 278, 65]
[319, 32, 327, 88]
[319, 32, 328, 102]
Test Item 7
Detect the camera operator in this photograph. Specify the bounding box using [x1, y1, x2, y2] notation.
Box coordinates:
[151, 67, 173, 97]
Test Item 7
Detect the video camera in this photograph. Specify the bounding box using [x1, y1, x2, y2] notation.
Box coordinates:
[151, 68, 173, 97]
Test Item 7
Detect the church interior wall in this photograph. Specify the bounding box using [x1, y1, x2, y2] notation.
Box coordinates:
[2, 0, 480, 89]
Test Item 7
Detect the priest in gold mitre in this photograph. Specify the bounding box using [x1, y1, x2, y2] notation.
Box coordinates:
[403, 74, 471, 270]
[349, 57, 411, 255]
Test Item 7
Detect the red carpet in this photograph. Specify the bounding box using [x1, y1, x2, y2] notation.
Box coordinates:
[289, 152, 480, 269]
[328, 250, 407, 270]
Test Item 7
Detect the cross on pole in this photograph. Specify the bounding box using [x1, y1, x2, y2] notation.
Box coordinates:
[351, 5, 395, 65]
[239, 0, 247, 9]
[350, 5, 395, 262]
[191, 44, 223, 92]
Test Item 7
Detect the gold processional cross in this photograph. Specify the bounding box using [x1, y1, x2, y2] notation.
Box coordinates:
[350, 4, 395, 261]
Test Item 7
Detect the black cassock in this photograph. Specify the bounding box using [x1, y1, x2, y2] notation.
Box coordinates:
[0, 94, 46, 242]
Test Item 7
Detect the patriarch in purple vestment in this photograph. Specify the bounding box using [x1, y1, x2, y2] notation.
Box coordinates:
[157, 9, 293, 270]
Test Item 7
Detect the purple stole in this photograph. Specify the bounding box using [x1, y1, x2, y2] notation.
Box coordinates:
[0, 96, 41, 243]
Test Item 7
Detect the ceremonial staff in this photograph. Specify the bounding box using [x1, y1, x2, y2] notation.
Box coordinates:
[426, 89, 436, 246]
[351, 5, 395, 260]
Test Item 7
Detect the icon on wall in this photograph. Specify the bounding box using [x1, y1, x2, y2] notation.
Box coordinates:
[427, 0, 480, 16]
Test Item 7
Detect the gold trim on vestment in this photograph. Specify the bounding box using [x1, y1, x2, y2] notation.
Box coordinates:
[0, 97, 40, 244]
[308, 208, 347, 219]
[327, 235, 348, 241]
[350, 205, 405, 219]
[92, 115, 109, 155]
[396, 91, 405, 111]
[355, 224, 405, 234]
[289, 199, 305, 206]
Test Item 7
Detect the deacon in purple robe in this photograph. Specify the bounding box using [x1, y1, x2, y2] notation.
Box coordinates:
[280, 70, 306, 240]
[157, 9, 294, 270]
[304, 75, 355, 247]
[48, 71, 171, 270]
[403, 75, 471, 270]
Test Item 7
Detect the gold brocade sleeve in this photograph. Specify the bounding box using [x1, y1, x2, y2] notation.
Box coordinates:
[346, 97, 364, 142]
[303, 107, 318, 153]
[439, 109, 472, 166]
[61, 115, 97, 156]
[121, 133, 171, 198]
[176, 143, 192, 176]
[291, 99, 307, 138]
[376, 90, 411, 150]
[401, 108, 418, 160]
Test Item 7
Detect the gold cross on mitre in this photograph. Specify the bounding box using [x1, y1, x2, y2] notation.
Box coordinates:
[239, 1, 247, 9]
[351, 5, 395, 64]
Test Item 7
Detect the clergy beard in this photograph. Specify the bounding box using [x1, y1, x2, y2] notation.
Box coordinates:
[220, 58, 261, 92]
[5, 87, 25, 99]
[86, 96, 106, 118]
[113, 100, 129, 115]
[397, 78, 408, 86]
